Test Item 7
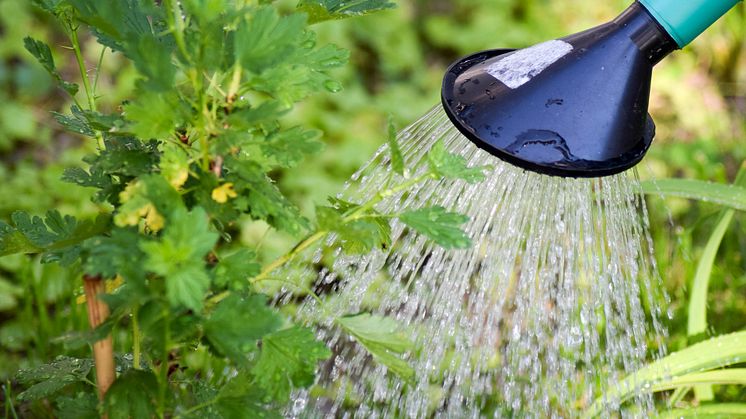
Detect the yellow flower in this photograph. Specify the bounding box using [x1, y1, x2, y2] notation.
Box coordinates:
[212, 183, 237, 203]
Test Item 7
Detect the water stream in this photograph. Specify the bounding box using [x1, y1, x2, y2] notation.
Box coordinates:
[283, 106, 669, 417]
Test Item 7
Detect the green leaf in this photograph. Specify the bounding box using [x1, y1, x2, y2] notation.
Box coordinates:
[399, 206, 471, 249]
[1, 211, 111, 265]
[298, 0, 396, 24]
[124, 91, 187, 140]
[204, 294, 282, 363]
[104, 369, 158, 419]
[585, 331, 746, 417]
[387, 115, 405, 176]
[68, 0, 154, 49]
[16, 356, 94, 401]
[686, 166, 746, 401]
[141, 207, 219, 311]
[84, 228, 146, 283]
[640, 179, 746, 211]
[215, 370, 282, 419]
[316, 205, 391, 254]
[648, 369, 746, 392]
[23, 37, 79, 96]
[51, 105, 99, 137]
[0, 220, 37, 256]
[251, 326, 331, 402]
[657, 404, 746, 419]
[427, 140, 487, 184]
[228, 160, 310, 234]
[214, 249, 261, 289]
[54, 393, 99, 419]
[336, 313, 414, 381]
[235, 8, 307, 73]
[96, 137, 161, 178]
[260, 127, 323, 169]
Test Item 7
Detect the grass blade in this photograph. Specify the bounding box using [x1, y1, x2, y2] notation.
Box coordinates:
[651, 369, 746, 392]
[656, 403, 746, 418]
[640, 179, 746, 211]
[584, 331, 746, 417]
[687, 163, 746, 401]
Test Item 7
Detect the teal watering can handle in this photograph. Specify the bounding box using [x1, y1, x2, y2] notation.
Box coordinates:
[639, 0, 742, 47]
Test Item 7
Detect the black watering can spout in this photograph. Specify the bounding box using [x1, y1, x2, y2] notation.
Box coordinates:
[442, 0, 742, 178]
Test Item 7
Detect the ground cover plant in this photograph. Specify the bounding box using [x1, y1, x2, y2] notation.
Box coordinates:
[1, 0, 745, 417]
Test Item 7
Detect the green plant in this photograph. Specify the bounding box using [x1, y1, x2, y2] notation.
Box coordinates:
[0, 0, 491, 416]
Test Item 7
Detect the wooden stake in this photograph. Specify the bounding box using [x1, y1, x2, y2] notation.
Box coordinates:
[83, 275, 116, 400]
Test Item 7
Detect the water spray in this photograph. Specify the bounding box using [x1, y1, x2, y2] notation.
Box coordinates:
[296, 1, 742, 416]
[443, 0, 741, 177]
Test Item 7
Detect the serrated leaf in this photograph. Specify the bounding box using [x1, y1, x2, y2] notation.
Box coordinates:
[51, 110, 96, 137]
[0, 220, 38, 256]
[67, 0, 158, 53]
[235, 8, 307, 73]
[1, 212, 111, 265]
[298, 0, 396, 24]
[251, 327, 331, 402]
[427, 140, 488, 183]
[54, 393, 99, 419]
[141, 207, 218, 311]
[316, 205, 391, 254]
[104, 369, 158, 419]
[399, 206, 471, 249]
[204, 294, 281, 363]
[16, 356, 94, 401]
[31, 0, 64, 14]
[215, 370, 282, 419]
[228, 160, 309, 234]
[261, 127, 323, 169]
[214, 249, 261, 289]
[62, 167, 107, 189]
[97, 137, 160, 177]
[124, 91, 186, 140]
[226, 101, 286, 131]
[337, 313, 414, 380]
[23, 37, 79, 96]
[84, 228, 146, 283]
[387, 116, 405, 175]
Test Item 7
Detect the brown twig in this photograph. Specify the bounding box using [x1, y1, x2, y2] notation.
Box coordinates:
[83, 275, 116, 400]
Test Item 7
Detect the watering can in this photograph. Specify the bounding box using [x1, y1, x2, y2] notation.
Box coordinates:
[442, 0, 743, 177]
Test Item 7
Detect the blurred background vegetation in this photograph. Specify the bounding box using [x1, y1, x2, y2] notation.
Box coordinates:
[1, 0, 744, 407]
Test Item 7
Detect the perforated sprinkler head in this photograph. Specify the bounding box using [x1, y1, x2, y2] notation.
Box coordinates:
[442, 0, 741, 178]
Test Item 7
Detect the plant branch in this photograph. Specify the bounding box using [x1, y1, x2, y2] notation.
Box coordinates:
[209, 172, 437, 306]
[69, 27, 96, 112]
[83, 275, 115, 400]
[132, 309, 142, 370]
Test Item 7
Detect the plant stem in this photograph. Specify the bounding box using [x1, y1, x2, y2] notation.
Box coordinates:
[253, 173, 434, 282]
[164, 0, 191, 62]
[83, 275, 116, 400]
[3, 381, 19, 419]
[209, 172, 437, 306]
[70, 27, 96, 112]
[157, 306, 171, 419]
[250, 231, 328, 284]
[92, 46, 106, 99]
[177, 398, 218, 417]
[132, 309, 141, 370]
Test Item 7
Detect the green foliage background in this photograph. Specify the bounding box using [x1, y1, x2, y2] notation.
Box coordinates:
[0, 0, 744, 414]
